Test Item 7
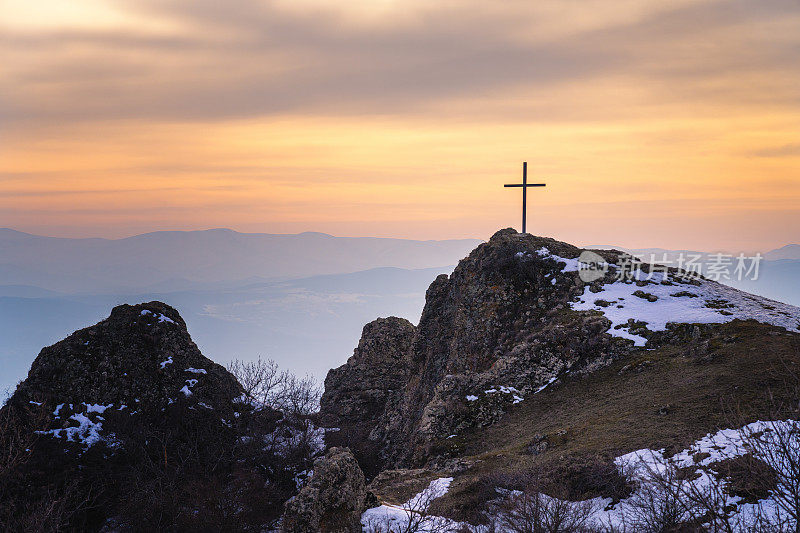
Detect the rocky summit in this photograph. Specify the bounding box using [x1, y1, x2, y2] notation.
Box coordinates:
[320, 229, 800, 529]
[322, 229, 634, 467]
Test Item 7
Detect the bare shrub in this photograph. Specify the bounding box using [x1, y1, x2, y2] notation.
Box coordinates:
[609, 458, 700, 533]
[228, 357, 320, 416]
[609, 423, 800, 531]
[0, 401, 35, 479]
[541, 455, 631, 503]
[486, 490, 595, 533]
[737, 420, 800, 532]
[0, 402, 96, 531]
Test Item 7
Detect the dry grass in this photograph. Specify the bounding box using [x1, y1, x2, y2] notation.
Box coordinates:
[422, 321, 800, 522]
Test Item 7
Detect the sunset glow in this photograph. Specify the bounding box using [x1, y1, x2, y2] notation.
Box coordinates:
[2, 0, 799, 250]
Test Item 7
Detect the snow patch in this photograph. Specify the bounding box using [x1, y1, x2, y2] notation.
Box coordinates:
[535, 247, 582, 272]
[37, 403, 117, 449]
[477, 385, 525, 404]
[571, 270, 800, 346]
[535, 376, 557, 394]
[362, 477, 463, 532]
[141, 309, 176, 324]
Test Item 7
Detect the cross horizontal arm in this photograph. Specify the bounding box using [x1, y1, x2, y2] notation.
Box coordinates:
[504, 183, 547, 187]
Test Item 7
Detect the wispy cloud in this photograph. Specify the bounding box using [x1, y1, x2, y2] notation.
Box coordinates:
[750, 144, 800, 158]
[1, 0, 799, 249]
[2, 0, 799, 124]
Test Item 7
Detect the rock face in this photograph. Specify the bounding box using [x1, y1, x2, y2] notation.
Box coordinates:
[320, 317, 415, 429]
[321, 229, 632, 468]
[10, 301, 241, 415]
[281, 447, 367, 533]
[319, 317, 416, 477]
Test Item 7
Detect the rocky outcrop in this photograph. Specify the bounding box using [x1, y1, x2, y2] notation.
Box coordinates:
[0, 302, 313, 531]
[281, 447, 367, 533]
[321, 229, 632, 468]
[319, 317, 415, 477]
[320, 317, 415, 429]
[10, 301, 241, 414]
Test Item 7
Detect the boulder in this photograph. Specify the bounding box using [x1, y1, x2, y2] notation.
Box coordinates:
[281, 447, 367, 533]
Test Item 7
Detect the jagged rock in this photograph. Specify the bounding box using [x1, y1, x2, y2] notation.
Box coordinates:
[319, 317, 415, 477]
[281, 447, 367, 533]
[322, 229, 632, 468]
[320, 317, 415, 428]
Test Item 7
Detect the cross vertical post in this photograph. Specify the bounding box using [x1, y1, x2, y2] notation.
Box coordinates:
[522, 161, 527, 234]
[504, 162, 546, 234]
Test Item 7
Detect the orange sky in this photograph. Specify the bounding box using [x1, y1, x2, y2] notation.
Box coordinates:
[1, 0, 799, 251]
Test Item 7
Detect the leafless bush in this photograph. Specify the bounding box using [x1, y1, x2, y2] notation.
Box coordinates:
[487, 490, 595, 533]
[229, 356, 324, 474]
[0, 402, 95, 531]
[606, 420, 800, 532]
[737, 420, 800, 532]
[228, 357, 320, 416]
[607, 458, 699, 533]
[0, 402, 34, 480]
[402, 483, 460, 533]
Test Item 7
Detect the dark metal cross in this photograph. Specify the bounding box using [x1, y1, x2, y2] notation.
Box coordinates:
[504, 162, 546, 234]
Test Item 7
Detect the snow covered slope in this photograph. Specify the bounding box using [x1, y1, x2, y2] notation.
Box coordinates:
[568, 261, 800, 346]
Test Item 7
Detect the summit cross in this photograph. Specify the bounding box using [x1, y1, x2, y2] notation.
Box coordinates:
[504, 162, 546, 234]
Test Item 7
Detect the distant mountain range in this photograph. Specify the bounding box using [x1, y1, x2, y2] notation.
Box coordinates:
[764, 244, 800, 261]
[589, 243, 800, 262]
[0, 228, 481, 294]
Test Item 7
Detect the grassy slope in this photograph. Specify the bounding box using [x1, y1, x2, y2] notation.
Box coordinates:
[372, 321, 800, 522]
